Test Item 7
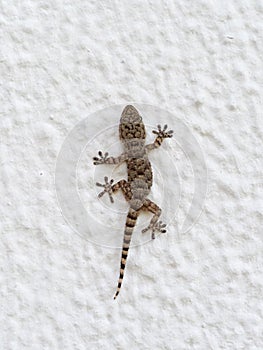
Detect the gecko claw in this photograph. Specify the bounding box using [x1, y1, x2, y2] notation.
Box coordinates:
[152, 124, 173, 138]
[142, 220, 166, 239]
[96, 176, 115, 203]
[93, 151, 110, 165]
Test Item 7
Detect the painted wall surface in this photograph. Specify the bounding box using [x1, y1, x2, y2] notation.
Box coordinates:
[1, 1, 262, 349]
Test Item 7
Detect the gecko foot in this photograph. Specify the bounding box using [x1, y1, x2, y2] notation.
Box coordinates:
[142, 220, 166, 239]
[96, 176, 115, 203]
[152, 124, 173, 139]
[93, 151, 110, 165]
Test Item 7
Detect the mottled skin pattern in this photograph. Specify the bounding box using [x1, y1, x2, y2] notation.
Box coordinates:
[93, 105, 173, 299]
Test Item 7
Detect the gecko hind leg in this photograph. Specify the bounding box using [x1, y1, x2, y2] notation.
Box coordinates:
[112, 179, 132, 202]
[141, 199, 166, 239]
[96, 176, 115, 203]
[96, 177, 132, 203]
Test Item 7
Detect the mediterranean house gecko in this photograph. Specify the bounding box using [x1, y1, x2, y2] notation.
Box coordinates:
[93, 105, 173, 299]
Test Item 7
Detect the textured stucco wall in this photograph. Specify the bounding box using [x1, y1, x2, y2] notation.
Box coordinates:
[1, 1, 262, 349]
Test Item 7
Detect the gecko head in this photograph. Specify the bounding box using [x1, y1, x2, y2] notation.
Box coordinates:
[119, 105, 146, 140]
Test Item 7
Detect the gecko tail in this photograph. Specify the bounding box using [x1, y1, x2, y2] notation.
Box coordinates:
[113, 207, 139, 299]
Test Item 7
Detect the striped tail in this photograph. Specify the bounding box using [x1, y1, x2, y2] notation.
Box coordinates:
[113, 207, 139, 299]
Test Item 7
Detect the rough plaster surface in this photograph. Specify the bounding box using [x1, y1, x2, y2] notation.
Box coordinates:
[1, 1, 262, 349]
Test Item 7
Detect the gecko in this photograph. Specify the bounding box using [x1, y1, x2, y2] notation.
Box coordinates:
[93, 105, 173, 299]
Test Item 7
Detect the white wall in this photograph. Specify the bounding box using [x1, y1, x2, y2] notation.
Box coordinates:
[1, 1, 262, 349]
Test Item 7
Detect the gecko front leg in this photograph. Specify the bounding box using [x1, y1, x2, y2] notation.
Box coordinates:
[93, 151, 127, 165]
[93, 151, 110, 165]
[146, 124, 173, 151]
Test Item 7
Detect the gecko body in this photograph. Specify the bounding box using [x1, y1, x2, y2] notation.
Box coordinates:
[93, 105, 173, 299]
